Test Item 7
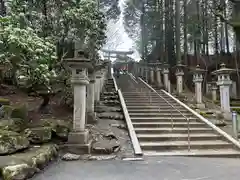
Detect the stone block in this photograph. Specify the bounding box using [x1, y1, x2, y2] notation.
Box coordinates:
[196, 103, 205, 109]
[68, 129, 89, 144]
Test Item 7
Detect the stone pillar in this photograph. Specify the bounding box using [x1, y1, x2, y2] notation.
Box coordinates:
[87, 72, 96, 124]
[213, 63, 234, 115]
[211, 83, 217, 101]
[156, 67, 163, 87]
[175, 66, 184, 94]
[168, 80, 171, 93]
[149, 67, 154, 84]
[163, 66, 169, 90]
[192, 65, 205, 108]
[95, 71, 101, 102]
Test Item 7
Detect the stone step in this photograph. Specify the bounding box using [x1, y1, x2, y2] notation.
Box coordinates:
[134, 127, 213, 134]
[129, 112, 193, 117]
[131, 117, 198, 122]
[133, 122, 206, 128]
[137, 133, 222, 141]
[128, 109, 189, 113]
[126, 105, 185, 109]
[125, 100, 177, 103]
[140, 140, 232, 151]
[126, 102, 181, 106]
[143, 149, 240, 157]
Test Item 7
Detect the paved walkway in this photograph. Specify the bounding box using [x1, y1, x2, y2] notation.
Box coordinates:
[34, 156, 240, 180]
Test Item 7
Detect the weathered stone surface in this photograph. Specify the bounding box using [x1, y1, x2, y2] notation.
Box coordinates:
[88, 155, 117, 161]
[111, 124, 127, 130]
[92, 137, 120, 154]
[24, 127, 52, 144]
[1, 144, 58, 180]
[103, 92, 118, 96]
[0, 130, 29, 155]
[42, 119, 70, 139]
[61, 153, 80, 161]
[95, 105, 121, 113]
[0, 118, 26, 132]
[98, 112, 124, 120]
[102, 100, 120, 105]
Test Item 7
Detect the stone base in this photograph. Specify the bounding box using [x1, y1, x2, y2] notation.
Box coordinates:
[223, 112, 232, 121]
[196, 103, 205, 109]
[61, 141, 92, 154]
[87, 112, 97, 124]
[68, 130, 89, 144]
[157, 84, 164, 88]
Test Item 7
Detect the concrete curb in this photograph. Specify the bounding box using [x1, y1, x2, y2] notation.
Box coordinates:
[117, 89, 143, 156]
[138, 77, 240, 150]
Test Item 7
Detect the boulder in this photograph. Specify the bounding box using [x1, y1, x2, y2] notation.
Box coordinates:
[2, 105, 28, 121]
[0, 130, 29, 155]
[41, 119, 70, 139]
[1, 144, 58, 180]
[0, 118, 26, 132]
[0, 98, 10, 105]
[61, 153, 80, 161]
[92, 137, 120, 154]
[24, 127, 52, 144]
[1, 163, 36, 180]
[11, 105, 28, 120]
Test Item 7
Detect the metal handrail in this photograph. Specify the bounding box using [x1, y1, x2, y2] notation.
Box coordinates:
[138, 77, 191, 152]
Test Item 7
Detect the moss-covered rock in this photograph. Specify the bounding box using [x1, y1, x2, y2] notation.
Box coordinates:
[0, 130, 29, 155]
[11, 105, 28, 121]
[41, 119, 70, 139]
[0, 118, 26, 132]
[24, 127, 52, 144]
[0, 98, 10, 105]
[1, 144, 58, 180]
[2, 104, 28, 121]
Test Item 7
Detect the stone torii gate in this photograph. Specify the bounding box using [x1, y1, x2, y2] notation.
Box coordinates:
[102, 49, 134, 72]
[102, 49, 134, 60]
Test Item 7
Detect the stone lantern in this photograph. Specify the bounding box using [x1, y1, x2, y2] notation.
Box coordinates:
[63, 51, 92, 146]
[162, 63, 169, 90]
[86, 64, 96, 124]
[192, 65, 206, 108]
[212, 63, 235, 116]
[104, 59, 112, 79]
[155, 62, 163, 88]
[94, 61, 106, 102]
[144, 62, 149, 82]
[209, 81, 218, 101]
[175, 63, 185, 94]
[139, 62, 144, 78]
[148, 63, 155, 84]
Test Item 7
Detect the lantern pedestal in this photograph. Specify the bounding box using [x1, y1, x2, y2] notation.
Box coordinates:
[192, 65, 205, 109]
[162, 64, 169, 91]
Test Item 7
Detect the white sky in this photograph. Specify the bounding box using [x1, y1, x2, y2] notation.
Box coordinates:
[102, 0, 141, 61]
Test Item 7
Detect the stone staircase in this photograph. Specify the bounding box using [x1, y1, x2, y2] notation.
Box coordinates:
[116, 74, 240, 156]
